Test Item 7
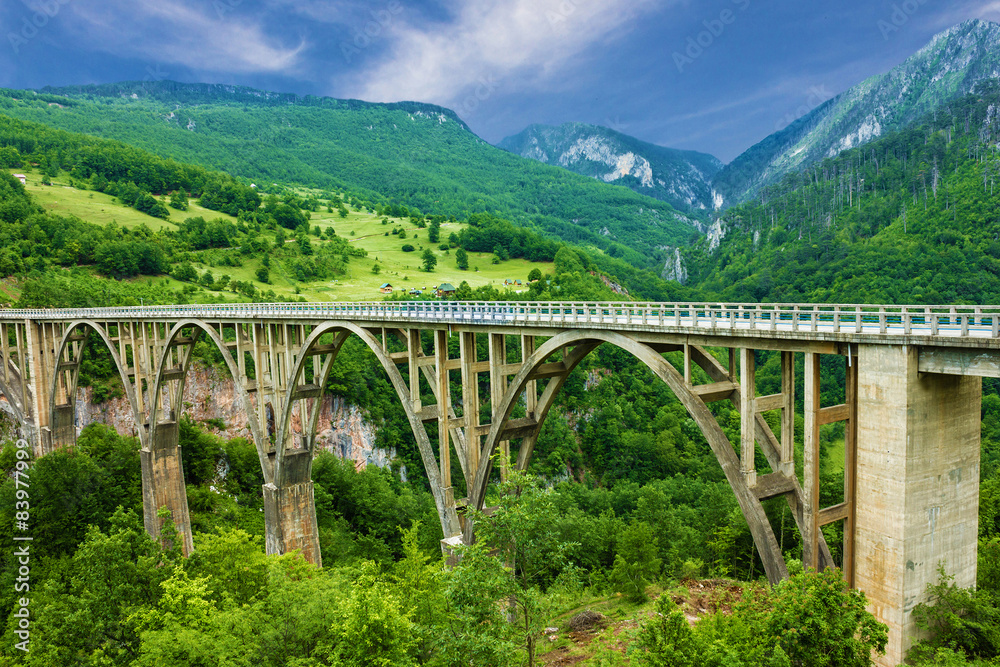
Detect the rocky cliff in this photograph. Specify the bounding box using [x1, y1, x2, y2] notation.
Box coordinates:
[74, 364, 392, 469]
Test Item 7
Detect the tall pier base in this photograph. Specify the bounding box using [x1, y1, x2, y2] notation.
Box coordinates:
[140, 421, 195, 555]
[856, 345, 981, 666]
[263, 450, 322, 566]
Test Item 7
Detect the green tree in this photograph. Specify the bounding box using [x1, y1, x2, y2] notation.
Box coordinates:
[319, 561, 416, 666]
[528, 267, 542, 282]
[610, 521, 662, 602]
[255, 266, 270, 284]
[421, 248, 437, 272]
[456, 247, 469, 270]
[467, 470, 575, 667]
[169, 189, 189, 211]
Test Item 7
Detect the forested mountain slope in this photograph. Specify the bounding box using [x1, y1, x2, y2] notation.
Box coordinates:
[0, 83, 697, 267]
[499, 122, 722, 214]
[713, 19, 1000, 207]
[684, 83, 1000, 305]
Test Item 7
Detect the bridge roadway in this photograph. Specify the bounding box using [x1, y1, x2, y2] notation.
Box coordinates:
[1, 300, 995, 666]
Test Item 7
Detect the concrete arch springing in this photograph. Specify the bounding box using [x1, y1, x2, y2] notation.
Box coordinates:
[471, 330, 790, 584]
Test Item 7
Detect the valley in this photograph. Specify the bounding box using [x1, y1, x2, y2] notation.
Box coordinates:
[1, 11, 1000, 667]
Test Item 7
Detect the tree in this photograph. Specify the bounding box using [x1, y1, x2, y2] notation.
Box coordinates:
[169, 189, 189, 211]
[465, 470, 575, 667]
[172, 262, 198, 283]
[610, 521, 661, 602]
[421, 249, 437, 272]
[320, 561, 416, 667]
[456, 247, 469, 270]
[255, 266, 270, 284]
[372, 263, 382, 275]
[428, 219, 441, 243]
[528, 268, 542, 282]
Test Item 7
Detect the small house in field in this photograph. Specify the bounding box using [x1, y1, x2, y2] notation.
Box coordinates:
[409, 289, 422, 296]
[13, 174, 26, 185]
[380, 283, 393, 294]
[436, 283, 456, 297]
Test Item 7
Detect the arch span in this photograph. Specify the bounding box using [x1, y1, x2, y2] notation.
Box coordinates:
[147, 319, 269, 481]
[49, 321, 142, 447]
[275, 321, 461, 540]
[472, 330, 790, 584]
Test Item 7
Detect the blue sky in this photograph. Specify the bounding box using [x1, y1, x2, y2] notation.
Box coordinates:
[2, 0, 999, 162]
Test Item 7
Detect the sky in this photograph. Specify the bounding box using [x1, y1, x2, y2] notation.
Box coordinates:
[2, 0, 1000, 163]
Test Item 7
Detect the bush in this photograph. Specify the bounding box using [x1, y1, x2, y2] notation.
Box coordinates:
[401, 244, 415, 252]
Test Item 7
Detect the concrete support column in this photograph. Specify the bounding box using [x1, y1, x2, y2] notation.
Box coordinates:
[739, 348, 757, 487]
[856, 345, 981, 667]
[264, 449, 322, 566]
[49, 404, 77, 449]
[140, 420, 194, 555]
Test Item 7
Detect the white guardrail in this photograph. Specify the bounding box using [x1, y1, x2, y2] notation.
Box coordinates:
[2, 302, 1000, 339]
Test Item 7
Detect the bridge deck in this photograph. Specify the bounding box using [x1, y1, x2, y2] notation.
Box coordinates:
[3, 301, 1000, 350]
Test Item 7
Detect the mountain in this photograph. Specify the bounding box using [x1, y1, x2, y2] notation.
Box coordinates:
[682, 85, 1000, 304]
[712, 18, 1000, 207]
[498, 122, 722, 214]
[0, 82, 697, 268]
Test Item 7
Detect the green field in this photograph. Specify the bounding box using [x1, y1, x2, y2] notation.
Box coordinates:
[10, 170, 552, 301]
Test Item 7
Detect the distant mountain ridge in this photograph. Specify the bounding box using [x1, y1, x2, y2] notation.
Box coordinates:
[712, 18, 1000, 207]
[40, 81, 474, 133]
[0, 81, 697, 269]
[499, 122, 722, 214]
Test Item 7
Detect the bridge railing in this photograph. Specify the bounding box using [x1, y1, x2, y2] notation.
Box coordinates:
[3, 302, 1000, 338]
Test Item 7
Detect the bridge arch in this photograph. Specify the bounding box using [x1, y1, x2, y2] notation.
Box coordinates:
[147, 319, 269, 482]
[0, 365, 26, 427]
[275, 322, 461, 539]
[471, 329, 789, 583]
[49, 320, 143, 448]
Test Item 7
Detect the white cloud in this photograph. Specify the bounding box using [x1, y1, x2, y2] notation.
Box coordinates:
[62, 0, 305, 74]
[341, 0, 667, 108]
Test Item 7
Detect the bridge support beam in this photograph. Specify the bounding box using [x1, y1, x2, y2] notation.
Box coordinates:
[264, 450, 322, 567]
[140, 420, 194, 555]
[856, 345, 981, 667]
[49, 404, 76, 449]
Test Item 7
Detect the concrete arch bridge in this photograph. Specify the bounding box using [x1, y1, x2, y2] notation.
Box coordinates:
[1, 300, 996, 666]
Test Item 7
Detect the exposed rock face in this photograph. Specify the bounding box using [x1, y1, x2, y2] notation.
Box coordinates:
[73, 365, 392, 469]
[499, 122, 722, 214]
[660, 246, 688, 285]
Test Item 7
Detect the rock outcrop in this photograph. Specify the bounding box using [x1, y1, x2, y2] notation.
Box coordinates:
[73, 364, 392, 469]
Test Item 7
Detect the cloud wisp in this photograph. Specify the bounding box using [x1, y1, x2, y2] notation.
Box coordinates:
[341, 0, 666, 111]
[62, 0, 305, 74]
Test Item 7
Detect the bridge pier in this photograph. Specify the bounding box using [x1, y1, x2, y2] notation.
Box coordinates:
[856, 345, 981, 666]
[140, 420, 195, 555]
[264, 449, 322, 566]
[48, 404, 76, 450]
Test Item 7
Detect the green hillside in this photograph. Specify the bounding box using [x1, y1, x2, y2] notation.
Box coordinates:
[712, 19, 1000, 207]
[11, 170, 552, 302]
[0, 82, 697, 267]
[684, 83, 1000, 305]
